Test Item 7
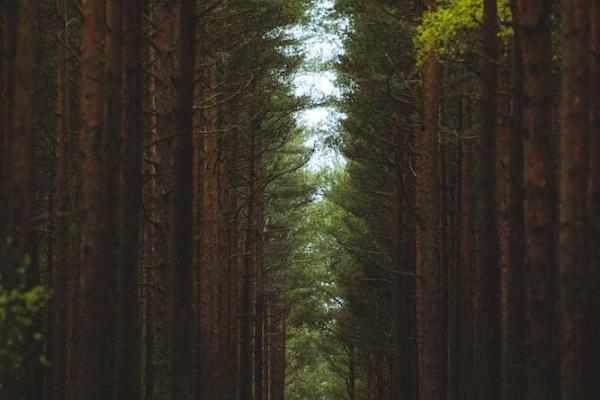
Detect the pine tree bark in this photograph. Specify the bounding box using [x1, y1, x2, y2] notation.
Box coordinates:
[78, 1, 117, 398]
[416, 1, 443, 398]
[559, 1, 591, 399]
[170, 0, 197, 397]
[514, 1, 559, 399]
[459, 94, 476, 400]
[503, 3, 527, 397]
[201, 39, 222, 400]
[52, 0, 71, 397]
[117, 1, 144, 398]
[149, 2, 179, 396]
[475, 1, 501, 398]
[0, 1, 38, 396]
[587, 1, 600, 397]
[254, 148, 266, 400]
[239, 121, 257, 400]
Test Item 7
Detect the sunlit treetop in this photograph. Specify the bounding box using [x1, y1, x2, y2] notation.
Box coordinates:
[415, 0, 512, 66]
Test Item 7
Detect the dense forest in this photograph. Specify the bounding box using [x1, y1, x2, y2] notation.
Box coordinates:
[0, 0, 598, 399]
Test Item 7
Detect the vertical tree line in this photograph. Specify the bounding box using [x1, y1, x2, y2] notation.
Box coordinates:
[328, 0, 600, 399]
[0, 1, 312, 399]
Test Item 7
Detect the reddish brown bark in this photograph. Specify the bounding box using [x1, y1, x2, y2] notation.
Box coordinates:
[559, 1, 591, 399]
[514, 1, 559, 399]
[587, 1, 600, 397]
[504, 3, 527, 397]
[0, 1, 37, 396]
[269, 301, 286, 400]
[117, 1, 144, 397]
[475, 1, 501, 398]
[239, 121, 257, 400]
[459, 95, 476, 400]
[52, 0, 71, 397]
[78, 1, 117, 397]
[170, 0, 197, 397]
[416, 2, 444, 399]
[254, 147, 266, 400]
[201, 43, 222, 400]
[150, 2, 179, 397]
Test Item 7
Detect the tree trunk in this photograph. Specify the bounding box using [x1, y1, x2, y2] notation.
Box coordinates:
[52, 0, 71, 397]
[475, 1, 501, 398]
[559, 1, 591, 399]
[170, 0, 197, 397]
[201, 42, 222, 400]
[514, 1, 559, 399]
[78, 1, 118, 397]
[459, 95, 476, 400]
[587, 1, 600, 397]
[117, 1, 144, 398]
[254, 148, 266, 400]
[239, 121, 257, 400]
[416, 1, 444, 399]
[0, 1, 38, 396]
[503, 3, 527, 397]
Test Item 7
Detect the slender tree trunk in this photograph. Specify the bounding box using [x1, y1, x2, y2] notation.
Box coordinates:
[151, 2, 178, 396]
[514, 2, 559, 399]
[459, 95, 476, 400]
[141, 2, 160, 394]
[475, 1, 501, 398]
[559, 1, 591, 399]
[78, 1, 117, 397]
[239, 123, 257, 400]
[504, 3, 527, 397]
[117, 1, 144, 398]
[0, 1, 38, 396]
[347, 344, 357, 400]
[201, 43, 221, 400]
[170, 0, 197, 397]
[52, 0, 71, 397]
[587, 2, 600, 397]
[416, 1, 443, 399]
[254, 149, 266, 400]
[269, 301, 285, 400]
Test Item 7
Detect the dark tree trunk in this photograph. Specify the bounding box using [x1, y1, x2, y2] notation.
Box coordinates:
[504, 3, 527, 398]
[117, 1, 144, 398]
[587, 1, 600, 397]
[559, 1, 591, 399]
[514, 1, 560, 399]
[170, 0, 197, 397]
[459, 95, 476, 400]
[475, 1, 501, 398]
[52, 0, 71, 397]
[78, 1, 117, 398]
[416, 1, 444, 399]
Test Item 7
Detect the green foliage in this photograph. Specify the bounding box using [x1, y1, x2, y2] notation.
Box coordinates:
[0, 262, 49, 385]
[415, 0, 512, 65]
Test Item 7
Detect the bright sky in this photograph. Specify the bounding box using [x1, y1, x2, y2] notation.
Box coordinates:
[292, 0, 346, 172]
